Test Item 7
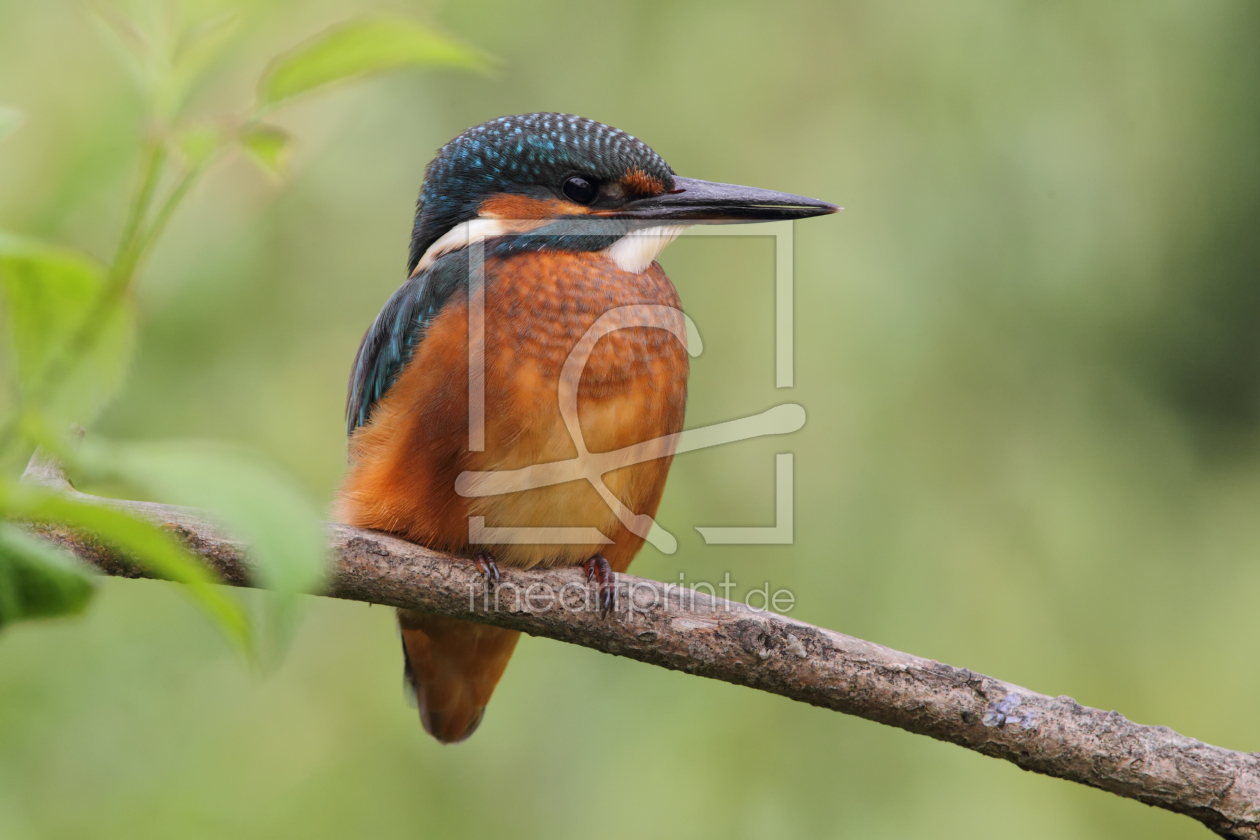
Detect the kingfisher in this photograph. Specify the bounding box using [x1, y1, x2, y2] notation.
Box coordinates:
[337, 113, 836, 743]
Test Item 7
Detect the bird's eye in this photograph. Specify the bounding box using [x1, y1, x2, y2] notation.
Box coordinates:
[562, 175, 599, 205]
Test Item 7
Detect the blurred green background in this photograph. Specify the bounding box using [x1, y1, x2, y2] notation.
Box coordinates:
[3, 0, 1260, 837]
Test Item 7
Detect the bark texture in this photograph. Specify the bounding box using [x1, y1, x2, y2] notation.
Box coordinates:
[20, 453, 1260, 838]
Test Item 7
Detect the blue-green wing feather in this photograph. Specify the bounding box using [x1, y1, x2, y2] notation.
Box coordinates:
[346, 256, 467, 435]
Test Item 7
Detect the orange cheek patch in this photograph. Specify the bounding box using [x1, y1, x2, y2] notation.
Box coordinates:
[478, 194, 591, 219]
[620, 168, 665, 197]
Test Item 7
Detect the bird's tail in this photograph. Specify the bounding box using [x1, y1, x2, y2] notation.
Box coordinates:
[398, 609, 520, 743]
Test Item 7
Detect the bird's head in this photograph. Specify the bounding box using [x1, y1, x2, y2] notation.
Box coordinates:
[407, 113, 837, 275]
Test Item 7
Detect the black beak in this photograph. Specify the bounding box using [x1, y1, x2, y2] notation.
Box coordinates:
[608, 176, 839, 223]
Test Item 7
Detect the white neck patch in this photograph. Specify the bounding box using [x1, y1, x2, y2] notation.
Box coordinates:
[412, 219, 691, 277]
[604, 225, 691, 274]
[412, 218, 514, 275]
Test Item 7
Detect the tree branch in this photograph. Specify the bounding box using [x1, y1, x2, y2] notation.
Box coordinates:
[20, 451, 1260, 838]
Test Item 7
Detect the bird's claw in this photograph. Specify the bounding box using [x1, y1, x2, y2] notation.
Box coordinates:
[583, 554, 616, 615]
[474, 551, 501, 588]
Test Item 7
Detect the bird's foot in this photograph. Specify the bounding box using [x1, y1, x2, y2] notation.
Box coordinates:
[473, 551, 501, 588]
[583, 554, 617, 615]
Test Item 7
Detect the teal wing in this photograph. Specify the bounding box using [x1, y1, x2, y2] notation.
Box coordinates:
[346, 256, 467, 435]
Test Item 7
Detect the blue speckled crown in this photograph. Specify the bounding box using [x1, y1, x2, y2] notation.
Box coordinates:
[407, 113, 675, 272]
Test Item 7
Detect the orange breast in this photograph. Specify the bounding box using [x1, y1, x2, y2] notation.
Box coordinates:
[337, 249, 689, 572]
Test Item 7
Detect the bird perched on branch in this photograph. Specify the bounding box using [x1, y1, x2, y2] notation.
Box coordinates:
[338, 113, 835, 743]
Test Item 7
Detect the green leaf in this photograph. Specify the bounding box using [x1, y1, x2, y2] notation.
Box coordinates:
[160, 13, 240, 121]
[170, 13, 238, 91]
[90, 5, 237, 120]
[100, 441, 328, 596]
[258, 14, 492, 106]
[174, 13, 238, 68]
[0, 232, 136, 430]
[174, 122, 227, 168]
[84, 440, 328, 659]
[1, 484, 251, 651]
[87, 2, 152, 93]
[239, 124, 292, 178]
[0, 106, 25, 143]
[0, 523, 95, 631]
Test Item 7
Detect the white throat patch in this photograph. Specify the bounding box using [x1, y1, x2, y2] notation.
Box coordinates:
[603, 225, 692, 274]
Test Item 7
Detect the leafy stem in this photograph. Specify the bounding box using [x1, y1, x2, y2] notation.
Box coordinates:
[110, 133, 166, 281]
[0, 7, 491, 646]
[0, 132, 201, 461]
